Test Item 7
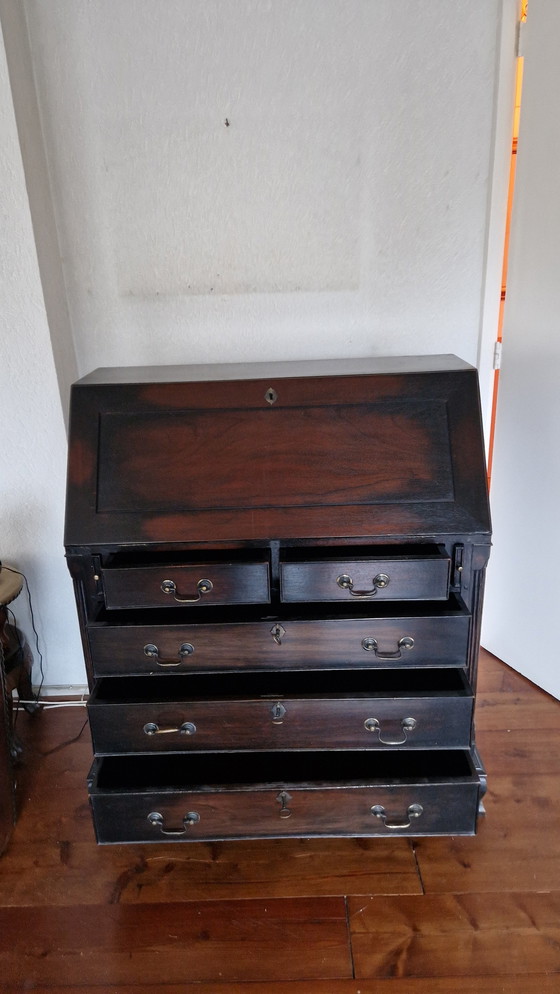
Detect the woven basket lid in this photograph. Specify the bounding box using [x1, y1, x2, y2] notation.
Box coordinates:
[0, 567, 23, 606]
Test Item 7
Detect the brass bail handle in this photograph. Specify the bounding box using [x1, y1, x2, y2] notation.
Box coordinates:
[370, 803, 423, 829]
[361, 636, 415, 659]
[364, 716, 417, 745]
[143, 642, 194, 666]
[161, 578, 213, 603]
[336, 572, 390, 597]
[147, 811, 200, 835]
[143, 720, 197, 736]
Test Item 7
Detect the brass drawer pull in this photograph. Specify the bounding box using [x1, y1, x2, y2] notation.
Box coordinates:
[364, 716, 417, 745]
[147, 811, 200, 835]
[336, 572, 390, 597]
[361, 635, 414, 658]
[161, 578, 213, 602]
[370, 803, 423, 829]
[143, 721, 197, 736]
[143, 642, 194, 666]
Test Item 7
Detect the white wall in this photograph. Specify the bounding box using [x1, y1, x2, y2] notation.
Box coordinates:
[23, 0, 501, 381]
[0, 0, 514, 687]
[0, 27, 83, 689]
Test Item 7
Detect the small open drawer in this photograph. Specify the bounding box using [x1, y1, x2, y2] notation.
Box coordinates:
[280, 545, 451, 603]
[87, 668, 474, 754]
[101, 558, 270, 610]
[88, 750, 482, 843]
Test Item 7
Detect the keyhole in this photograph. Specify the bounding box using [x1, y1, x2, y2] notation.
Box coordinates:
[276, 790, 292, 818]
[271, 623, 286, 645]
[265, 387, 278, 405]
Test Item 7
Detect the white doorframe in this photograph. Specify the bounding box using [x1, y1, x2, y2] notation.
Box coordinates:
[478, 0, 519, 450]
[481, 0, 560, 699]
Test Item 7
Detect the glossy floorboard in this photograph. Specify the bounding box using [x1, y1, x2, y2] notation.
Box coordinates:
[1, 649, 559, 992]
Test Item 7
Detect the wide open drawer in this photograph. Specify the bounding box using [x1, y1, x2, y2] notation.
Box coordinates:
[88, 750, 481, 843]
[101, 559, 270, 610]
[87, 604, 470, 676]
[280, 546, 451, 603]
[88, 669, 474, 754]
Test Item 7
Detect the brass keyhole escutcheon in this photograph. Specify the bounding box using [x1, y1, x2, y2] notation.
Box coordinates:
[271, 623, 286, 645]
[276, 790, 292, 818]
[265, 387, 278, 405]
[271, 702, 287, 724]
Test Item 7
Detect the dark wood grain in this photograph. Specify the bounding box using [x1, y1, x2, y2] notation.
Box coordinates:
[65, 360, 491, 545]
[280, 554, 451, 602]
[16, 980, 560, 994]
[0, 898, 352, 986]
[87, 669, 473, 754]
[348, 892, 560, 978]
[88, 610, 471, 676]
[102, 560, 271, 610]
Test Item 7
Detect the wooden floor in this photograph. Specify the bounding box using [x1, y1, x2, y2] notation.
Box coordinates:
[1, 648, 559, 993]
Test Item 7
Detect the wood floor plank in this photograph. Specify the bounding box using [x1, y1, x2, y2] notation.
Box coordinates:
[11, 785, 96, 844]
[0, 836, 421, 906]
[14, 979, 560, 994]
[0, 898, 352, 987]
[476, 649, 540, 695]
[477, 727, 560, 774]
[476, 649, 512, 692]
[417, 769, 560, 893]
[474, 691, 560, 731]
[348, 892, 560, 979]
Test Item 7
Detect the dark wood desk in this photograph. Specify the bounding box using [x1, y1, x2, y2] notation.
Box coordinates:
[65, 356, 491, 845]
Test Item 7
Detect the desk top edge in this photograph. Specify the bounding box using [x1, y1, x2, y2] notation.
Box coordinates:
[74, 354, 474, 387]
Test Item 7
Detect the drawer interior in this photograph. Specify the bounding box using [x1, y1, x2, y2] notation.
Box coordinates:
[280, 543, 446, 562]
[89, 668, 472, 705]
[89, 593, 470, 626]
[92, 749, 476, 792]
[102, 549, 271, 568]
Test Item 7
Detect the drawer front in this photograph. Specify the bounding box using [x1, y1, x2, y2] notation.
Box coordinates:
[89, 752, 480, 843]
[101, 561, 270, 610]
[280, 556, 451, 603]
[88, 613, 470, 676]
[88, 691, 473, 755]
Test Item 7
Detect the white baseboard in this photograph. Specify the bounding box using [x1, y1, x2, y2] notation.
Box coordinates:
[31, 685, 89, 698]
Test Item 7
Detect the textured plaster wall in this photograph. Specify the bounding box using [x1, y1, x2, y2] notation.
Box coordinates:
[0, 29, 83, 688]
[23, 0, 500, 383]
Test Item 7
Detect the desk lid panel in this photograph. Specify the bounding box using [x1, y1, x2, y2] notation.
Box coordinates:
[65, 356, 491, 547]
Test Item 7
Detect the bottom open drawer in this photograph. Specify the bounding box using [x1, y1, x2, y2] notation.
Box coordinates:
[88, 750, 482, 843]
